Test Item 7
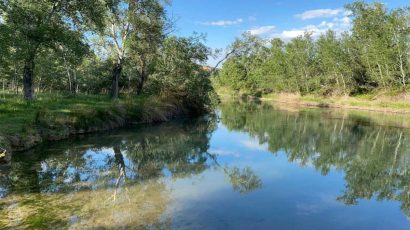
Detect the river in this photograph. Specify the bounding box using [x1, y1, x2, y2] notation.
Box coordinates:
[1, 101, 410, 229]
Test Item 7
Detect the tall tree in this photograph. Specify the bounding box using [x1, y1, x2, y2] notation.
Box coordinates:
[389, 8, 410, 89]
[99, 0, 132, 99]
[285, 33, 318, 94]
[128, 0, 167, 95]
[317, 30, 353, 95]
[98, 0, 167, 99]
[347, 1, 394, 89]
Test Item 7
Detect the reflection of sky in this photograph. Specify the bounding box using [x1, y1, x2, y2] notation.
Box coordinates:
[163, 122, 410, 230]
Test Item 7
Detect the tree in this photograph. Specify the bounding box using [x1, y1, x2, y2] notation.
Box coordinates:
[317, 30, 353, 95]
[0, 0, 106, 100]
[154, 35, 214, 113]
[347, 1, 395, 89]
[128, 0, 167, 95]
[98, 0, 133, 99]
[259, 38, 289, 92]
[97, 0, 167, 99]
[216, 33, 267, 94]
[388, 8, 410, 89]
[285, 33, 318, 94]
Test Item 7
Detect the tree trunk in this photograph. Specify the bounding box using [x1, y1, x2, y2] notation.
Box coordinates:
[111, 63, 122, 99]
[136, 70, 145, 95]
[2, 78, 5, 98]
[23, 58, 35, 100]
[68, 69, 72, 94]
[136, 60, 147, 95]
[399, 54, 406, 88]
[72, 70, 77, 95]
[377, 63, 385, 88]
[13, 64, 18, 95]
[340, 74, 347, 96]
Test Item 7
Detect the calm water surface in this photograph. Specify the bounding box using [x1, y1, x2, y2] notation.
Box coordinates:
[1, 102, 410, 229]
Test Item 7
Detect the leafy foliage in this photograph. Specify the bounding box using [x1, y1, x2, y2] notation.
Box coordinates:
[215, 2, 410, 96]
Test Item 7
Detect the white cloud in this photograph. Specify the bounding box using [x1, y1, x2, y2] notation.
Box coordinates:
[295, 8, 344, 20]
[279, 29, 305, 39]
[273, 15, 352, 41]
[248, 25, 276, 36]
[199, 18, 243, 27]
[248, 16, 257, 21]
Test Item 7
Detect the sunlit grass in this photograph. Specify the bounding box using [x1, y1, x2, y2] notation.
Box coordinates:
[0, 93, 138, 135]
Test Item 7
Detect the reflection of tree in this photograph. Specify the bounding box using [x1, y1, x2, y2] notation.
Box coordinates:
[0, 117, 218, 228]
[110, 145, 129, 202]
[225, 166, 262, 194]
[220, 101, 410, 216]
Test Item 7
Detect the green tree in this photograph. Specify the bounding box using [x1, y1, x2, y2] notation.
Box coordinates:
[128, 0, 167, 95]
[216, 33, 267, 94]
[285, 33, 319, 94]
[259, 38, 290, 92]
[388, 8, 410, 89]
[153, 35, 214, 113]
[347, 1, 395, 89]
[0, 0, 105, 100]
[317, 30, 353, 95]
[98, 0, 167, 99]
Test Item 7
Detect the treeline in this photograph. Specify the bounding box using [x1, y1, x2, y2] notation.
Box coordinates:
[215, 1, 410, 96]
[0, 0, 214, 111]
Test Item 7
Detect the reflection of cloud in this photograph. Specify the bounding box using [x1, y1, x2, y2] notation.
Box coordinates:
[296, 193, 340, 215]
[209, 148, 240, 157]
[240, 139, 268, 151]
[168, 170, 230, 213]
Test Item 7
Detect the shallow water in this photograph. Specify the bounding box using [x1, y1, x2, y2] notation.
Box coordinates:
[1, 102, 410, 229]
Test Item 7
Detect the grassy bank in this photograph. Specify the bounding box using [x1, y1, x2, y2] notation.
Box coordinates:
[216, 87, 410, 114]
[0, 93, 192, 163]
[262, 93, 410, 114]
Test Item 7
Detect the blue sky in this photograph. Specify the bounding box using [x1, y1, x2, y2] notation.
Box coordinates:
[166, 0, 408, 65]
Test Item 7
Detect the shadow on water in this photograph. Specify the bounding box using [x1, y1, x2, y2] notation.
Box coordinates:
[1, 101, 410, 228]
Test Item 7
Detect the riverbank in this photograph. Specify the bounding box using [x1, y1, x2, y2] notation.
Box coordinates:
[217, 87, 410, 114]
[261, 93, 410, 114]
[0, 94, 191, 164]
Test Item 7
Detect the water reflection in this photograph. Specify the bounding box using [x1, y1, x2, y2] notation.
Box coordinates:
[220, 102, 410, 217]
[0, 116, 262, 229]
[1, 102, 410, 229]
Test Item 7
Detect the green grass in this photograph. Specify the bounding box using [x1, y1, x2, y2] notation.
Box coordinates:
[0, 93, 145, 135]
[300, 94, 410, 111]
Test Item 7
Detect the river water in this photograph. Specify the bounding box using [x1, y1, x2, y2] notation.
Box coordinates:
[1, 101, 410, 229]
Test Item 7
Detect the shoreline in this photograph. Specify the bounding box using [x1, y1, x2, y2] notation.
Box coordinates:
[0, 98, 195, 165]
[218, 92, 410, 115]
[260, 97, 410, 115]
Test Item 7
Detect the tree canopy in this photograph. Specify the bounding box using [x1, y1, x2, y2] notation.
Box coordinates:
[215, 1, 410, 96]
